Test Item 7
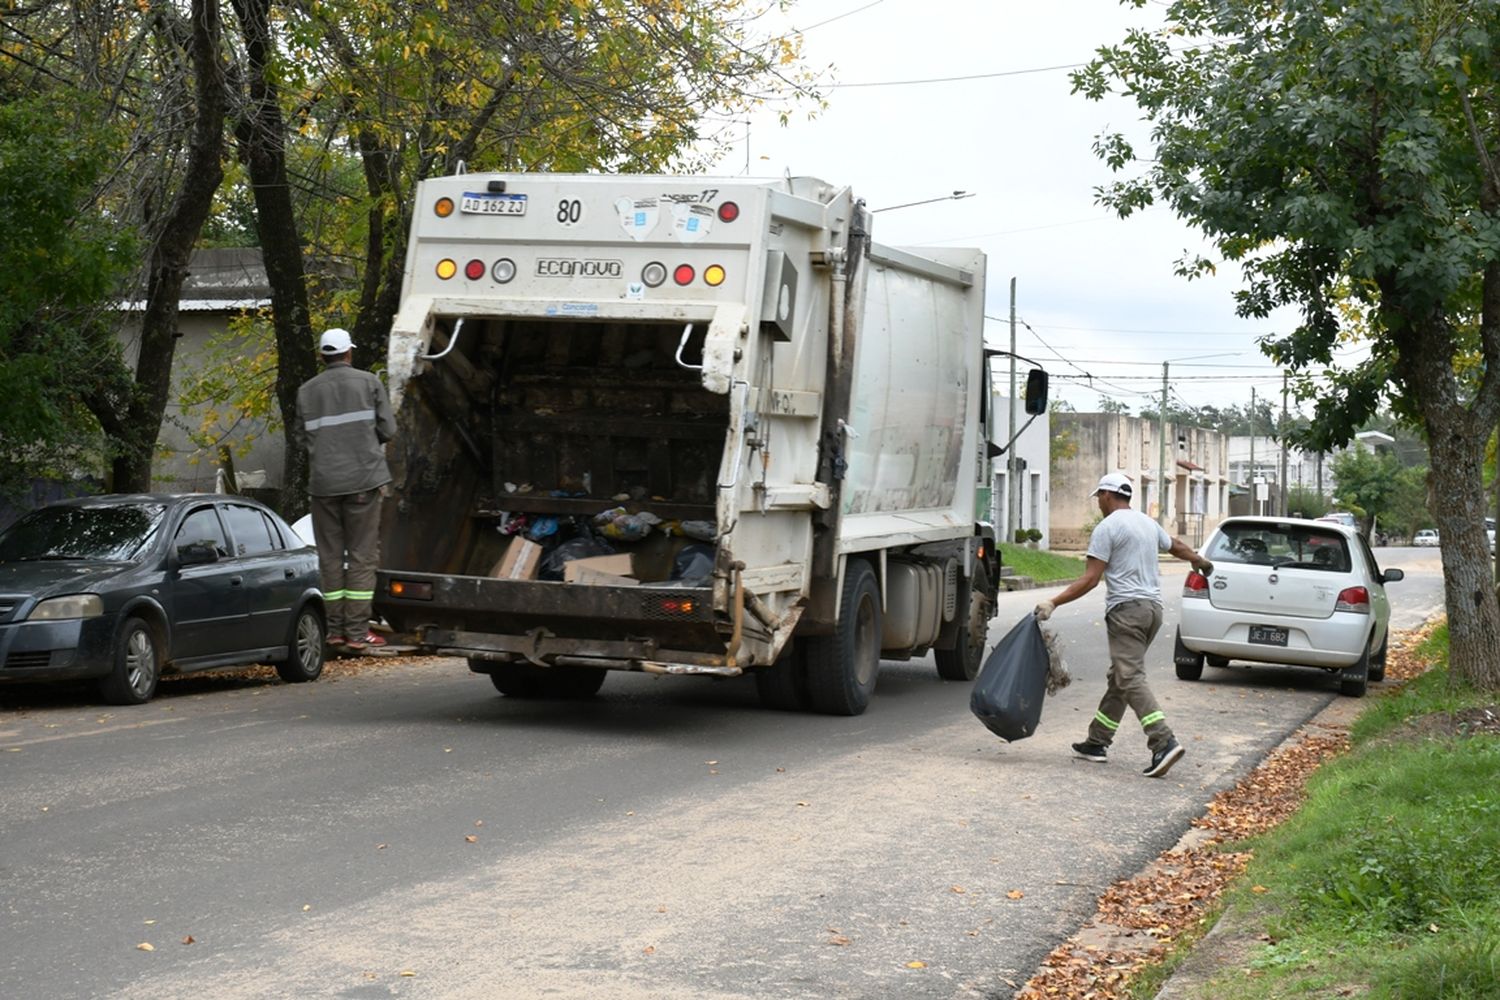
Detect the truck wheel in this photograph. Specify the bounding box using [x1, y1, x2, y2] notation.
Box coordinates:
[539, 667, 607, 699]
[1339, 648, 1370, 698]
[1173, 628, 1204, 681]
[274, 605, 326, 683]
[98, 617, 161, 705]
[755, 641, 808, 711]
[804, 559, 882, 716]
[484, 662, 547, 698]
[935, 567, 993, 682]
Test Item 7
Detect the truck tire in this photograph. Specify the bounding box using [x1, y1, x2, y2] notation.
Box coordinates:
[755, 641, 809, 711]
[804, 559, 882, 716]
[540, 667, 607, 699]
[935, 567, 993, 682]
[483, 661, 547, 698]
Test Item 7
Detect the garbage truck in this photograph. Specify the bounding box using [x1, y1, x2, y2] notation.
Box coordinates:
[374, 172, 1037, 715]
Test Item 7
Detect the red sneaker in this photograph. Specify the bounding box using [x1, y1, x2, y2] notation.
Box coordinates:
[359, 631, 387, 647]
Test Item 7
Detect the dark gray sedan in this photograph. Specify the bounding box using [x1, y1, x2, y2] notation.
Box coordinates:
[0, 494, 324, 704]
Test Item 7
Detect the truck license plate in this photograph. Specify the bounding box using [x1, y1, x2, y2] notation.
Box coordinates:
[1248, 624, 1289, 647]
[460, 192, 528, 216]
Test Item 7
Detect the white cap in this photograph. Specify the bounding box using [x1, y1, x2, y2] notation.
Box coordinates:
[1093, 472, 1133, 499]
[319, 328, 354, 356]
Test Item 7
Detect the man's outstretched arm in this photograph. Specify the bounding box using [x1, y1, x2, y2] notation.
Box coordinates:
[1035, 556, 1107, 620]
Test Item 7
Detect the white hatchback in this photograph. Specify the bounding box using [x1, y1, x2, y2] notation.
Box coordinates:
[1174, 516, 1404, 697]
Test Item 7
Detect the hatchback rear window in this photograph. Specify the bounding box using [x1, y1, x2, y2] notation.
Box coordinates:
[1205, 523, 1351, 572]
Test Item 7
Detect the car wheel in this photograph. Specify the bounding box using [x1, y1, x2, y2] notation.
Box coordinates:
[1368, 628, 1389, 683]
[804, 558, 882, 716]
[1174, 628, 1204, 681]
[935, 566, 993, 682]
[275, 606, 326, 683]
[1339, 648, 1371, 698]
[98, 617, 161, 705]
[755, 640, 809, 711]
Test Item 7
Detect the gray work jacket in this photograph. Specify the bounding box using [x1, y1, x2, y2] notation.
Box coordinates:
[295, 362, 396, 497]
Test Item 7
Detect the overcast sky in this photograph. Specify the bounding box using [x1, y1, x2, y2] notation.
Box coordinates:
[704, 0, 1326, 417]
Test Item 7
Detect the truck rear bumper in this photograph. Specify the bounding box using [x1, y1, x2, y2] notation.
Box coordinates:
[375, 570, 727, 664]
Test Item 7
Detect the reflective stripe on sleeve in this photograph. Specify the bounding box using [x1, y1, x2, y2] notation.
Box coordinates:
[304, 409, 376, 431]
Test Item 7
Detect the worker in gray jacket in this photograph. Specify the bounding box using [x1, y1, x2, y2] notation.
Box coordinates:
[295, 328, 396, 653]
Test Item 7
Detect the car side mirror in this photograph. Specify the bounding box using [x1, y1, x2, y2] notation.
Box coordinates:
[1380, 568, 1404, 583]
[176, 541, 220, 566]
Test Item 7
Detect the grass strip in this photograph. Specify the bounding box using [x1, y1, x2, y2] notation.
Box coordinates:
[998, 542, 1086, 584]
[1201, 623, 1500, 999]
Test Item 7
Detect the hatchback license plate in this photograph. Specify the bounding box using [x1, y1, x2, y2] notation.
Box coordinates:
[1248, 624, 1289, 646]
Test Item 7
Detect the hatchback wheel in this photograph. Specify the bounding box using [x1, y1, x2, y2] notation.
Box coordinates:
[275, 606, 326, 683]
[99, 617, 160, 705]
[1368, 629, 1389, 683]
[1173, 629, 1204, 681]
[1339, 648, 1371, 698]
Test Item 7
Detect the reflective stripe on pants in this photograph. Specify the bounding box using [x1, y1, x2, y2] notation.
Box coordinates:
[1086, 599, 1174, 752]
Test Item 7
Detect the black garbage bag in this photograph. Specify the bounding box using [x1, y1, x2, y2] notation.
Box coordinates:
[970, 613, 1051, 742]
[538, 536, 615, 581]
[669, 542, 715, 585]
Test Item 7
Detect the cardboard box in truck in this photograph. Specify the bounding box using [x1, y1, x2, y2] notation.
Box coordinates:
[375, 172, 1030, 715]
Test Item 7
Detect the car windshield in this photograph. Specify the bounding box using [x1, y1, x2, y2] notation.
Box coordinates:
[1205, 523, 1351, 572]
[0, 503, 166, 563]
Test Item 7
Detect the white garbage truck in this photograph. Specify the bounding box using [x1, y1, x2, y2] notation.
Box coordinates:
[374, 172, 1040, 714]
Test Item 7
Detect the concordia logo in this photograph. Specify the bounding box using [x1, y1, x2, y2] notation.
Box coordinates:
[536, 258, 623, 278]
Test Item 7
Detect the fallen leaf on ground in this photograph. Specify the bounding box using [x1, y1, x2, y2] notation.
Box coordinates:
[1007, 890, 1025, 900]
[465, 835, 478, 843]
[136, 943, 154, 952]
[951, 885, 966, 894]
[906, 960, 927, 969]
[829, 935, 851, 946]
[181, 936, 195, 945]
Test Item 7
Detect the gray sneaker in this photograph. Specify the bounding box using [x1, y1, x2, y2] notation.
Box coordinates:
[1144, 739, 1185, 778]
[1071, 741, 1108, 763]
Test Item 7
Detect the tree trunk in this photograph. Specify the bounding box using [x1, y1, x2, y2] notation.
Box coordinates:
[229, 0, 316, 520]
[112, 0, 226, 492]
[350, 130, 410, 375]
[1402, 305, 1500, 690]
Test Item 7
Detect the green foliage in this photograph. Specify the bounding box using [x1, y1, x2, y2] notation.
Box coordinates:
[1284, 486, 1329, 519]
[0, 91, 137, 499]
[172, 314, 281, 466]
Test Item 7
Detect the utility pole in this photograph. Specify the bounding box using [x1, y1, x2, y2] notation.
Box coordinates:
[1280, 371, 1290, 517]
[1158, 362, 1169, 527]
[1249, 387, 1256, 516]
[1008, 277, 1020, 544]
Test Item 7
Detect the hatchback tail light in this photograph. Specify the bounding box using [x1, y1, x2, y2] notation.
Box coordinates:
[1182, 571, 1210, 599]
[1335, 586, 1370, 613]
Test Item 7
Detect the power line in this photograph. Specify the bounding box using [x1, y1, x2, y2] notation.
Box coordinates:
[794, 0, 888, 33]
[829, 61, 1087, 89]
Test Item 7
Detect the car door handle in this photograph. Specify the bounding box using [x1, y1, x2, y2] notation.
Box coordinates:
[230, 576, 243, 586]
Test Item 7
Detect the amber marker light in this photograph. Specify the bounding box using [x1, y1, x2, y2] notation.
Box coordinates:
[390, 580, 433, 600]
[435, 258, 458, 279]
[434, 197, 455, 217]
[703, 264, 726, 287]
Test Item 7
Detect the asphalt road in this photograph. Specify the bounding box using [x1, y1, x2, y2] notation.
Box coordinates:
[0, 549, 1444, 1000]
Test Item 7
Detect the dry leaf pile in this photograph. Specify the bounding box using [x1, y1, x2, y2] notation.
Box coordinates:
[1016, 619, 1446, 1000]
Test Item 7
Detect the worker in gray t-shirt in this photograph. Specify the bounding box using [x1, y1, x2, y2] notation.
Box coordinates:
[1033, 472, 1213, 778]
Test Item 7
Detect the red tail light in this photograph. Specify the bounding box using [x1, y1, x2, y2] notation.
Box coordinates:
[660, 598, 696, 614]
[1335, 586, 1370, 613]
[1182, 572, 1209, 598]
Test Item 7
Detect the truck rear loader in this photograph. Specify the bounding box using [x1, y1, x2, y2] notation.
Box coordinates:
[374, 172, 1007, 715]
